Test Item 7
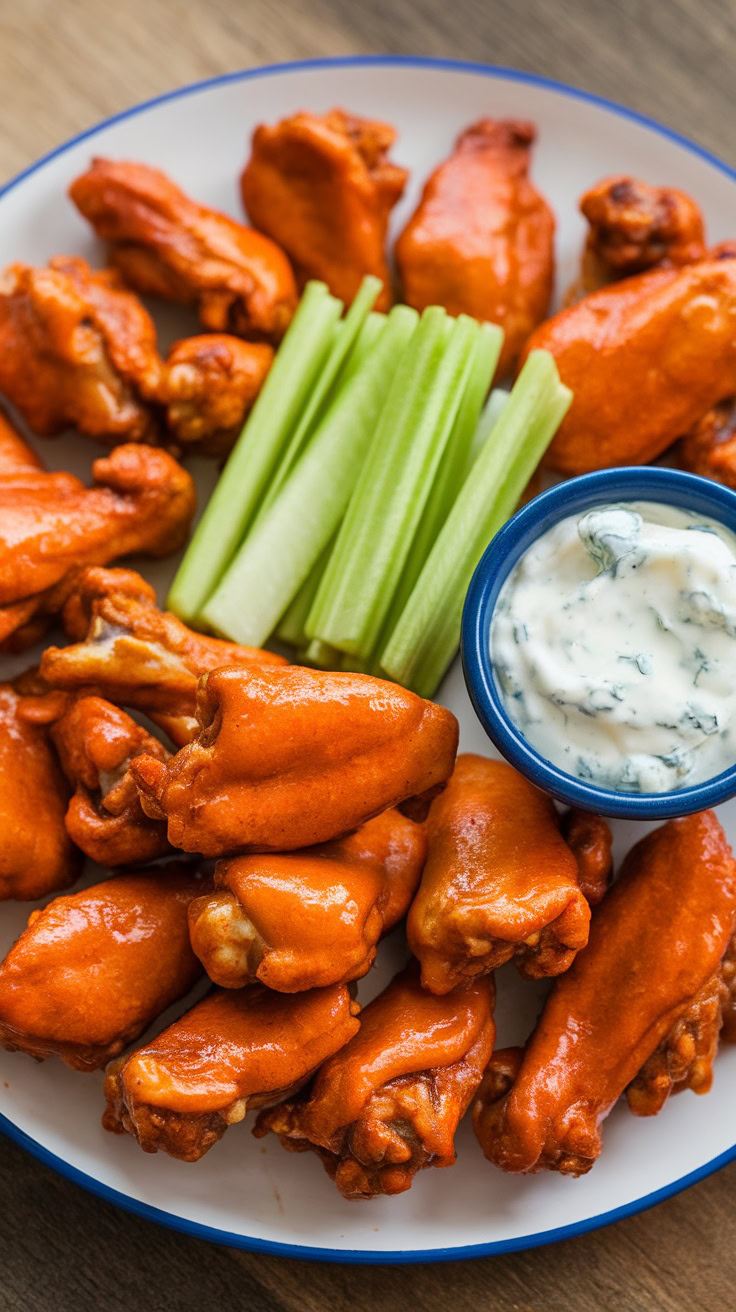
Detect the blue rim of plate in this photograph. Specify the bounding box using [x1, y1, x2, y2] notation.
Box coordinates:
[1, 53, 736, 1265]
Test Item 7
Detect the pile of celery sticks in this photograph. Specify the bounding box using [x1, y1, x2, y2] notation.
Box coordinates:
[167, 277, 572, 698]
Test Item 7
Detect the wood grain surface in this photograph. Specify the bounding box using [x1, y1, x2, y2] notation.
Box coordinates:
[1, 1, 735, 1307]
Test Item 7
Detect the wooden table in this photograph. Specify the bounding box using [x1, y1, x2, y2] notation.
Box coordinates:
[1, 1, 734, 1307]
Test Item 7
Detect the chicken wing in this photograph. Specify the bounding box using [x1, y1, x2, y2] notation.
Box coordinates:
[574, 175, 706, 296]
[70, 158, 297, 340]
[407, 755, 601, 993]
[40, 566, 286, 745]
[559, 807, 613, 905]
[240, 109, 408, 310]
[0, 864, 203, 1070]
[0, 443, 195, 649]
[103, 983, 360, 1161]
[0, 407, 44, 474]
[395, 120, 555, 376]
[254, 965, 495, 1199]
[0, 256, 162, 441]
[131, 664, 459, 856]
[676, 396, 736, 488]
[526, 258, 736, 474]
[188, 808, 426, 991]
[0, 684, 81, 901]
[0, 255, 274, 451]
[49, 696, 170, 866]
[163, 333, 273, 455]
[473, 812, 736, 1176]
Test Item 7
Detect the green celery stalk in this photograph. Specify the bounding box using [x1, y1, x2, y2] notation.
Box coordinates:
[379, 350, 572, 697]
[336, 311, 386, 382]
[371, 321, 502, 662]
[166, 281, 342, 621]
[465, 386, 511, 474]
[255, 276, 382, 520]
[199, 305, 418, 646]
[274, 541, 334, 647]
[306, 309, 480, 657]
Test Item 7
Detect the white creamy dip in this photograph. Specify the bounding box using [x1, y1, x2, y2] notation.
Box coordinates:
[491, 501, 736, 793]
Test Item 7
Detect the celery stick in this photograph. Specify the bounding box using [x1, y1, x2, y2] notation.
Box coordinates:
[371, 322, 502, 659]
[380, 350, 572, 697]
[274, 541, 334, 647]
[337, 312, 385, 382]
[466, 387, 511, 474]
[256, 276, 382, 520]
[302, 639, 342, 668]
[307, 310, 479, 658]
[200, 306, 418, 646]
[166, 282, 342, 621]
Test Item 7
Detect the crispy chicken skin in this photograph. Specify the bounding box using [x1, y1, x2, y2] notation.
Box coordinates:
[103, 983, 360, 1161]
[0, 684, 81, 901]
[0, 444, 195, 650]
[40, 566, 285, 746]
[0, 865, 203, 1070]
[527, 259, 736, 474]
[576, 175, 706, 294]
[407, 756, 596, 993]
[677, 396, 736, 488]
[395, 120, 555, 376]
[188, 809, 426, 991]
[131, 664, 459, 857]
[163, 334, 273, 454]
[49, 696, 171, 866]
[0, 257, 162, 441]
[474, 813, 736, 1176]
[240, 109, 408, 310]
[60, 564, 157, 637]
[254, 965, 495, 1199]
[70, 158, 297, 340]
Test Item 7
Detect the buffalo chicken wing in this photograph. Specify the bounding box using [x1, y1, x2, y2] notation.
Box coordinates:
[255, 965, 495, 1199]
[396, 119, 555, 376]
[163, 333, 273, 455]
[0, 256, 274, 451]
[0, 865, 203, 1070]
[70, 158, 297, 340]
[0, 256, 161, 441]
[241, 109, 408, 310]
[575, 175, 706, 295]
[49, 696, 171, 866]
[40, 566, 286, 746]
[0, 684, 81, 901]
[0, 443, 195, 649]
[103, 983, 360, 1161]
[559, 807, 613, 905]
[526, 259, 736, 474]
[677, 396, 736, 488]
[407, 755, 606, 993]
[131, 664, 459, 856]
[474, 812, 736, 1176]
[0, 407, 44, 474]
[188, 808, 426, 991]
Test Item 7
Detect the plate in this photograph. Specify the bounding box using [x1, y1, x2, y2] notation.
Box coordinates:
[1, 55, 735, 1265]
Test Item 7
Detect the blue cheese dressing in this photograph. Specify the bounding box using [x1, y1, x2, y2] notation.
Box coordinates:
[491, 501, 736, 793]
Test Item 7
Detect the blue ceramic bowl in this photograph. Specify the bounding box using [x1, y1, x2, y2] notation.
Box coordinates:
[462, 466, 736, 819]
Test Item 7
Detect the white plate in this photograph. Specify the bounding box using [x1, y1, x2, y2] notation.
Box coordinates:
[1, 55, 735, 1265]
